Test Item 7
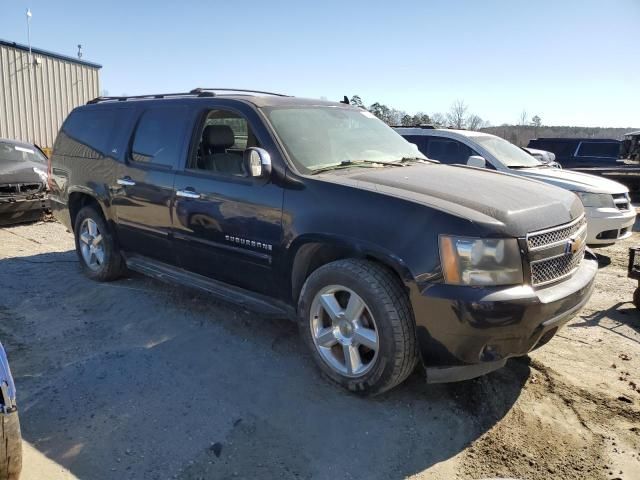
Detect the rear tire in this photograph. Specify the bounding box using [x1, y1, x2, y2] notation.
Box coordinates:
[298, 259, 418, 396]
[74, 206, 125, 281]
[0, 410, 22, 480]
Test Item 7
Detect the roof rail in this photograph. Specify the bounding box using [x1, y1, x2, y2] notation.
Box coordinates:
[190, 88, 291, 97]
[87, 91, 214, 104]
[87, 88, 291, 104]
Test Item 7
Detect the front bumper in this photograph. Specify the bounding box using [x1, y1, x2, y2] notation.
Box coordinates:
[585, 205, 636, 245]
[0, 194, 49, 225]
[411, 253, 598, 383]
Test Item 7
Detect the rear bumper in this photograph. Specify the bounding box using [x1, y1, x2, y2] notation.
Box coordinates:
[411, 253, 598, 383]
[585, 206, 635, 245]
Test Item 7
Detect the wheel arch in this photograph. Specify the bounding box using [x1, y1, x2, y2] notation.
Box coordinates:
[287, 235, 415, 303]
[67, 188, 111, 233]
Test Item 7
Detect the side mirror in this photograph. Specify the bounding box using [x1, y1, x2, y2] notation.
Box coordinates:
[467, 155, 486, 168]
[243, 147, 272, 178]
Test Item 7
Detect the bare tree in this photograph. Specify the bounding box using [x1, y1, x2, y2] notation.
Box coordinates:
[518, 110, 528, 126]
[447, 100, 468, 129]
[467, 114, 483, 131]
[431, 112, 447, 127]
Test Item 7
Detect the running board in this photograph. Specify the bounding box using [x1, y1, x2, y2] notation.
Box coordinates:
[125, 255, 295, 319]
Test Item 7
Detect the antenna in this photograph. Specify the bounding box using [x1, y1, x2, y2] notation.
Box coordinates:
[77, 44, 83, 59]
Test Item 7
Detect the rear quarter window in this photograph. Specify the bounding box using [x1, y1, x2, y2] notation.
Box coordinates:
[55, 108, 118, 159]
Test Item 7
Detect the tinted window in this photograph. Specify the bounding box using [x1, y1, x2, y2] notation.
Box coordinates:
[426, 138, 474, 164]
[131, 106, 190, 167]
[403, 135, 426, 154]
[576, 142, 620, 158]
[57, 108, 118, 158]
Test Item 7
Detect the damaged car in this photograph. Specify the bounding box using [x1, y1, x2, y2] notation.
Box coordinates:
[0, 139, 49, 225]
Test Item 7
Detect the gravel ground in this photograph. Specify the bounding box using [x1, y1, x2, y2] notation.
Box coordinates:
[0, 218, 639, 480]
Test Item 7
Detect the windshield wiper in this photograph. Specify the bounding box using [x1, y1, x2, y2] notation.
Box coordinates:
[310, 160, 394, 175]
[395, 156, 438, 164]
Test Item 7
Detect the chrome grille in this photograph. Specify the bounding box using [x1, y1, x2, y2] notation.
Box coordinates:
[531, 240, 586, 286]
[527, 215, 587, 287]
[527, 216, 587, 250]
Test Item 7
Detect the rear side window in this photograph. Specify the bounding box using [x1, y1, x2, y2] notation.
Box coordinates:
[576, 142, 620, 158]
[426, 138, 474, 164]
[402, 135, 426, 154]
[130, 106, 190, 167]
[56, 108, 118, 158]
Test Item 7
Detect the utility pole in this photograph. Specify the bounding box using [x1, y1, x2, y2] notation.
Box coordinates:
[26, 8, 36, 143]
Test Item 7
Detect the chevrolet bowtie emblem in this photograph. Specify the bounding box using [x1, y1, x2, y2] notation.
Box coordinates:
[565, 236, 583, 255]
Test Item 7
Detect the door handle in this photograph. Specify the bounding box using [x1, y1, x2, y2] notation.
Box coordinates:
[116, 177, 136, 187]
[176, 189, 201, 199]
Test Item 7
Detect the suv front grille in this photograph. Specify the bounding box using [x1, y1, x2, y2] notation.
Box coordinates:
[613, 193, 631, 211]
[527, 215, 587, 287]
[527, 216, 587, 250]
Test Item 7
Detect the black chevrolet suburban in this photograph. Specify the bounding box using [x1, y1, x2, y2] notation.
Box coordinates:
[49, 89, 597, 395]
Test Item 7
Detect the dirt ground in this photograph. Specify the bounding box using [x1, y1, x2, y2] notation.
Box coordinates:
[0, 218, 639, 480]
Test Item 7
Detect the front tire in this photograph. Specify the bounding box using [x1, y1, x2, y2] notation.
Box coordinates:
[298, 259, 418, 395]
[74, 206, 125, 281]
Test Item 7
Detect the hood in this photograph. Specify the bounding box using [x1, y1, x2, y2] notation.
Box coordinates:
[0, 159, 46, 185]
[318, 164, 584, 237]
[515, 167, 628, 194]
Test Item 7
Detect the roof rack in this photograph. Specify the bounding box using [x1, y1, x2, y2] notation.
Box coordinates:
[87, 87, 291, 104]
[190, 88, 291, 97]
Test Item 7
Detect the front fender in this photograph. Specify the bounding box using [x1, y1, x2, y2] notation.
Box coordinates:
[286, 233, 415, 284]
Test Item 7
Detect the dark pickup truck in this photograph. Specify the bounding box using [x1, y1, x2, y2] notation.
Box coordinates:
[49, 89, 597, 395]
[528, 137, 640, 191]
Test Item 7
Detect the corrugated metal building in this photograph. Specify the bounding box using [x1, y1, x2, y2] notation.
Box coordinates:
[0, 39, 102, 149]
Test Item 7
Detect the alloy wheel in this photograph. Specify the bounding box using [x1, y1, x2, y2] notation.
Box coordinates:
[79, 218, 105, 271]
[309, 285, 379, 378]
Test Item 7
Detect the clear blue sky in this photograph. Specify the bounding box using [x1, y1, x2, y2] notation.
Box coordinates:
[2, 0, 639, 127]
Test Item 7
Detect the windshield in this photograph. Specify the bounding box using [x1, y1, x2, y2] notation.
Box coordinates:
[263, 106, 427, 172]
[0, 142, 47, 164]
[474, 135, 542, 168]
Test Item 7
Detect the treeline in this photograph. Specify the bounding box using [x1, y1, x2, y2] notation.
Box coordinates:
[481, 125, 635, 147]
[349, 96, 487, 130]
[349, 95, 636, 147]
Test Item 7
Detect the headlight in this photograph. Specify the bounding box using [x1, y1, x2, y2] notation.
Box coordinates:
[573, 192, 614, 208]
[439, 236, 523, 286]
[32, 166, 48, 182]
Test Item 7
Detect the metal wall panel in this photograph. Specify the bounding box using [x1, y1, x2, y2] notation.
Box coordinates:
[0, 43, 100, 148]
